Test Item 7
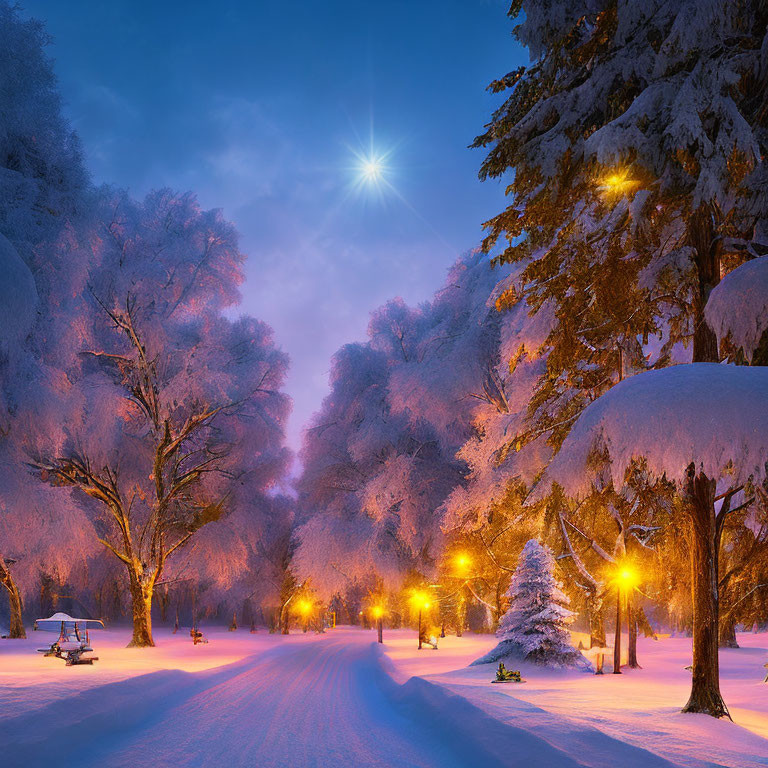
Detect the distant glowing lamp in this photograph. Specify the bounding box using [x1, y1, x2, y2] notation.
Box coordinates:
[296, 599, 312, 616]
[371, 604, 385, 643]
[454, 553, 471, 574]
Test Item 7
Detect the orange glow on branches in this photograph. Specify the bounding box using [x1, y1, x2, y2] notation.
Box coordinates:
[409, 590, 431, 611]
[600, 168, 638, 198]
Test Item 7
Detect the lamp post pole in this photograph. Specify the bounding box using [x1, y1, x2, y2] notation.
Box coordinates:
[418, 608, 423, 650]
[613, 584, 622, 675]
[371, 607, 384, 643]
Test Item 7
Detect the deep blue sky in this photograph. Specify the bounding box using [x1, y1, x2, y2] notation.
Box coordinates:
[23, 0, 526, 452]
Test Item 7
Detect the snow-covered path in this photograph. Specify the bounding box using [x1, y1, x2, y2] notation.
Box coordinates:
[0, 629, 676, 768]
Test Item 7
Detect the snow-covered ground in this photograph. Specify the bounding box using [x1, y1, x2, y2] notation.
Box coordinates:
[1, 625, 766, 767]
[383, 630, 768, 768]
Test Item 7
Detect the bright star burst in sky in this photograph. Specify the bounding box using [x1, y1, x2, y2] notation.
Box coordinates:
[350, 143, 394, 196]
[360, 156, 384, 183]
[345, 136, 455, 253]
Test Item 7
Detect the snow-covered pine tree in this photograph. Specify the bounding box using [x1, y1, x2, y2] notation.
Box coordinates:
[473, 539, 585, 668]
[475, 0, 768, 452]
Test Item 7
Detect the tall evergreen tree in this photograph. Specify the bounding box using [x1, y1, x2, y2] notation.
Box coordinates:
[475, 0, 768, 451]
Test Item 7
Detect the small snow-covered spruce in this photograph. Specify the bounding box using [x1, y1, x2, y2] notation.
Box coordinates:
[472, 540, 587, 668]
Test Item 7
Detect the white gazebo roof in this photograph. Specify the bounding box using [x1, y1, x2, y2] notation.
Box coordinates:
[35, 612, 104, 629]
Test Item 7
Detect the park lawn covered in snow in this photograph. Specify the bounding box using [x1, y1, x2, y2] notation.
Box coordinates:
[383, 629, 768, 768]
[0, 626, 325, 718]
[2, 625, 768, 767]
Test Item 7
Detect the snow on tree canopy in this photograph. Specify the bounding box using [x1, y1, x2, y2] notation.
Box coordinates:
[472, 539, 586, 669]
[0, 233, 37, 352]
[538, 364, 768, 499]
[705, 256, 768, 362]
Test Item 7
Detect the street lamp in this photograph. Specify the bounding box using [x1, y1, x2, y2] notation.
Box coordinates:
[296, 599, 313, 633]
[450, 553, 473, 636]
[411, 591, 431, 650]
[371, 605, 385, 644]
[613, 566, 638, 674]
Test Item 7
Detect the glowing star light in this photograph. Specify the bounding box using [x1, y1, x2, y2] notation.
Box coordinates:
[355, 152, 390, 189]
[361, 157, 384, 183]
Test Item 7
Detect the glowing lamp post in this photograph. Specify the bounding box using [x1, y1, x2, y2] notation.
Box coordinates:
[613, 566, 638, 674]
[296, 599, 313, 633]
[371, 605, 385, 644]
[411, 591, 431, 650]
[451, 553, 472, 637]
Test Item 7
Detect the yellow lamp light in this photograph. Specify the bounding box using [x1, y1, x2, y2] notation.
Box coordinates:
[371, 605, 384, 619]
[615, 566, 639, 590]
[454, 553, 471, 572]
[296, 599, 312, 615]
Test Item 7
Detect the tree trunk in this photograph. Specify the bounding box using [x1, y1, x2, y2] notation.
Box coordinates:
[0, 557, 25, 639]
[128, 571, 155, 647]
[456, 595, 466, 637]
[627, 593, 640, 668]
[589, 595, 606, 648]
[682, 467, 728, 717]
[689, 205, 721, 364]
[719, 617, 739, 649]
[157, 589, 170, 623]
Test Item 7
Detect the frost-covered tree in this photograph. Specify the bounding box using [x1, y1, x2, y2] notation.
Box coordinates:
[473, 539, 583, 667]
[0, 2, 93, 637]
[541, 363, 768, 717]
[295, 253, 504, 602]
[169, 493, 295, 623]
[0, 2, 87, 253]
[34, 189, 291, 647]
[0, 2, 293, 639]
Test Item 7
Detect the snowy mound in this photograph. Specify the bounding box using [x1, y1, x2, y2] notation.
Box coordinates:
[470, 638, 591, 670]
[705, 256, 768, 362]
[0, 233, 37, 350]
[538, 363, 768, 497]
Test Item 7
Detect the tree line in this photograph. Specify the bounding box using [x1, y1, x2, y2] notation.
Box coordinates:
[295, 0, 768, 719]
[0, 4, 294, 646]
